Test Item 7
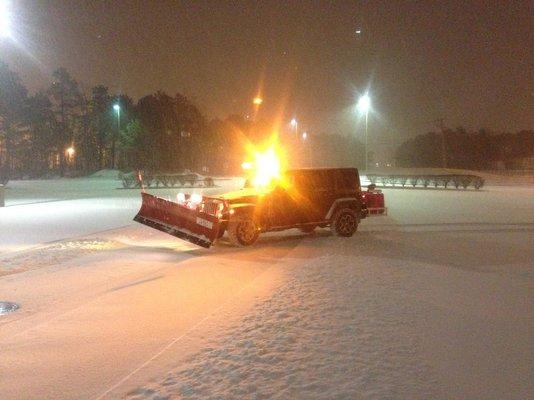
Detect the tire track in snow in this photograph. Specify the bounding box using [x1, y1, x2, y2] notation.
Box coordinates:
[94, 240, 303, 400]
[124, 238, 439, 400]
[0, 224, 131, 259]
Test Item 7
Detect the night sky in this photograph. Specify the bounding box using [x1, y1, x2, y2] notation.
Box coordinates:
[1, 0, 532, 152]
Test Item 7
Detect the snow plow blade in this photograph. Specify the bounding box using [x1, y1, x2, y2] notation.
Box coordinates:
[134, 193, 221, 248]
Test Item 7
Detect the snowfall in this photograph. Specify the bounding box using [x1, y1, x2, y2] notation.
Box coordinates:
[0, 172, 532, 400]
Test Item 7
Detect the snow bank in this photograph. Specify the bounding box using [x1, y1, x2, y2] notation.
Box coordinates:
[88, 169, 122, 179]
[0, 238, 119, 277]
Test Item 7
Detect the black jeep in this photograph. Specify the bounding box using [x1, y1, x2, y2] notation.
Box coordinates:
[134, 167, 368, 248]
[219, 168, 367, 246]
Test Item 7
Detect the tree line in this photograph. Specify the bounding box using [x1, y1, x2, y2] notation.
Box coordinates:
[0, 61, 223, 177]
[395, 128, 534, 170]
[0, 61, 366, 179]
[3, 59, 531, 178]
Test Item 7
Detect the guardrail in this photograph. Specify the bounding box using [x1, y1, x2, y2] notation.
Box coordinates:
[365, 174, 485, 190]
[119, 171, 215, 189]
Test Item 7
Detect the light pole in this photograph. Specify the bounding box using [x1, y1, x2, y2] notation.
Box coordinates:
[357, 94, 371, 171]
[302, 132, 312, 166]
[113, 104, 121, 169]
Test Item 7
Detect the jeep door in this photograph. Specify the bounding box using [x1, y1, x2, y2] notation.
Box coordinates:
[293, 170, 331, 223]
[265, 183, 302, 228]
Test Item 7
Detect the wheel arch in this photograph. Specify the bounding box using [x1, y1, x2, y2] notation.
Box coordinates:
[325, 198, 362, 220]
[228, 203, 257, 219]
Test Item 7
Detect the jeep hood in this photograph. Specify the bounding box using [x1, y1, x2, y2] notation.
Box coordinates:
[217, 187, 263, 204]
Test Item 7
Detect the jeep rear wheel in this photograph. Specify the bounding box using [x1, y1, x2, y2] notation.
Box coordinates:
[227, 218, 259, 246]
[331, 208, 358, 237]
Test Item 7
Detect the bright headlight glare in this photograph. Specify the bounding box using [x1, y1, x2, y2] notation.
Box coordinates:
[190, 193, 202, 204]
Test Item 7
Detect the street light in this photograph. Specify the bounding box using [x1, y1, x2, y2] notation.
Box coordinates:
[0, 0, 11, 37]
[65, 147, 75, 167]
[290, 118, 298, 139]
[112, 104, 121, 169]
[357, 94, 371, 171]
[66, 147, 75, 158]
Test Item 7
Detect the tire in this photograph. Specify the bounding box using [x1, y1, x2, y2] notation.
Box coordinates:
[227, 217, 259, 246]
[216, 228, 225, 239]
[331, 208, 358, 237]
[299, 225, 316, 234]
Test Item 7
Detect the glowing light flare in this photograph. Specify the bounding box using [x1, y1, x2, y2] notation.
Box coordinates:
[184, 193, 203, 209]
[65, 147, 75, 158]
[252, 147, 281, 187]
[0, 0, 11, 37]
[252, 97, 263, 106]
[242, 135, 288, 190]
[357, 94, 371, 114]
[190, 193, 202, 204]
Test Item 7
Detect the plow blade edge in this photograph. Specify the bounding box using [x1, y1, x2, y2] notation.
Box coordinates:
[134, 193, 220, 248]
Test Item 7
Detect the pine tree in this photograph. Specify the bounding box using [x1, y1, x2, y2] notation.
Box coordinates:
[48, 68, 82, 175]
[0, 61, 28, 176]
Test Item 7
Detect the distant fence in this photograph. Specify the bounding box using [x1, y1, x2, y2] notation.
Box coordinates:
[365, 174, 485, 190]
[119, 171, 215, 189]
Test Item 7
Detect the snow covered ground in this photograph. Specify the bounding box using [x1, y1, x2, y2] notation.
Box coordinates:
[0, 177, 533, 399]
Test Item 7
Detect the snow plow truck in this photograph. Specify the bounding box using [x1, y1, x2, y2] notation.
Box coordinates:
[134, 168, 385, 248]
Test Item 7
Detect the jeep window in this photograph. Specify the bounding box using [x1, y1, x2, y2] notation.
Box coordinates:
[334, 169, 360, 191]
[293, 170, 329, 191]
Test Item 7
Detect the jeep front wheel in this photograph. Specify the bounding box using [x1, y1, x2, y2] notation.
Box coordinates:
[331, 208, 358, 237]
[227, 218, 259, 246]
